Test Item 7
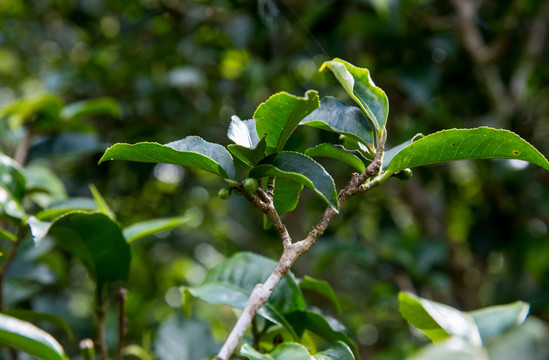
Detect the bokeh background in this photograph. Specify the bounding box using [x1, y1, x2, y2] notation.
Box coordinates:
[1, 0, 549, 358]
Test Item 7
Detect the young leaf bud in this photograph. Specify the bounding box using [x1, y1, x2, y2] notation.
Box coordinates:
[243, 178, 259, 193]
[218, 187, 232, 200]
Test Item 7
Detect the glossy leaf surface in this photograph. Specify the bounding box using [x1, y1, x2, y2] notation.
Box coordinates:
[2, 309, 74, 341]
[227, 116, 267, 166]
[34, 198, 98, 220]
[255, 90, 319, 155]
[384, 128, 549, 174]
[241, 341, 355, 360]
[301, 96, 374, 150]
[0, 313, 67, 360]
[0, 153, 26, 219]
[320, 58, 388, 139]
[100, 136, 236, 179]
[250, 152, 338, 211]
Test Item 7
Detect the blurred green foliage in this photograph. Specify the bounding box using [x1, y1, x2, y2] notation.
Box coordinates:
[1, 0, 549, 359]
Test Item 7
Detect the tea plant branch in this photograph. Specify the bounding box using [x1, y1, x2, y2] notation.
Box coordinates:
[115, 288, 128, 360]
[96, 295, 109, 360]
[215, 137, 385, 360]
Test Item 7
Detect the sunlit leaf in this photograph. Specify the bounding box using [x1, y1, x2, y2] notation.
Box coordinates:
[320, 58, 388, 140]
[399, 292, 480, 344]
[250, 152, 338, 211]
[99, 136, 236, 179]
[34, 198, 98, 220]
[227, 116, 267, 166]
[255, 90, 319, 155]
[0, 313, 67, 360]
[384, 128, 549, 175]
[2, 309, 74, 341]
[301, 96, 374, 151]
[0, 153, 26, 219]
[469, 301, 529, 343]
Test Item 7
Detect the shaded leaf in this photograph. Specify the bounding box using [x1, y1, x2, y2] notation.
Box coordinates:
[250, 152, 338, 211]
[60, 97, 121, 121]
[22, 165, 67, 209]
[301, 96, 374, 151]
[204, 252, 306, 314]
[320, 59, 388, 139]
[385, 128, 549, 174]
[47, 211, 131, 297]
[286, 310, 358, 357]
[184, 283, 298, 340]
[299, 275, 342, 314]
[99, 136, 236, 179]
[273, 177, 303, 214]
[0, 93, 63, 130]
[0, 227, 16, 242]
[123, 216, 188, 244]
[0, 313, 67, 360]
[315, 342, 356, 360]
[27, 132, 107, 162]
[255, 90, 319, 155]
[305, 143, 367, 173]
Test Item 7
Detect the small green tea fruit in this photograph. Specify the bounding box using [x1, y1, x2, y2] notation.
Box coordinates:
[393, 168, 413, 181]
[243, 178, 259, 193]
[218, 187, 232, 200]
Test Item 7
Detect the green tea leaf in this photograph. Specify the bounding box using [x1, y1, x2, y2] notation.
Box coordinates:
[47, 211, 131, 297]
[123, 216, 188, 244]
[286, 310, 358, 357]
[469, 301, 529, 343]
[255, 90, 319, 155]
[0, 93, 63, 130]
[34, 198, 98, 220]
[0, 313, 67, 360]
[314, 342, 356, 360]
[305, 143, 367, 173]
[2, 309, 74, 341]
[0, 153, 26, 219]
[89, 184, 116, 221]
[399, 292, 480, 344]
[227, 116, 267, 166]
[250, 152, 338, 211]
[23, 165, 67, 209]
[299, 275, 342, 314]
[301, 96, 374, 151]
[99, 136, 236, 179]
[60, 97, 121, 121]
[320, 58, 388, 140]
[385, 128, 549, 174]
[0, 227, 16, 242]
[273, 177, 303, 214]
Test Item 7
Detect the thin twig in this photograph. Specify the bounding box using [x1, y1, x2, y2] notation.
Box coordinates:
[115, 288, 128, 360]
[96, 295, 109, 360]
[0, 226, 26, 311]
